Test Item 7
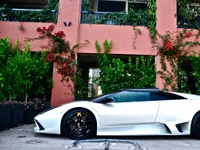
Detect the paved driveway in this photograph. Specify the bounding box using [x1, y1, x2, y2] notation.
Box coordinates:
[0, 124, 200, 150]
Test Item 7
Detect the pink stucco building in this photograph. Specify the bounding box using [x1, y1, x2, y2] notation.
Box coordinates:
[0, 0, 199, 107]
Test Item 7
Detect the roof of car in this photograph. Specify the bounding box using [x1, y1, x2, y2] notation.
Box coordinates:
[121, 88, 160, 92]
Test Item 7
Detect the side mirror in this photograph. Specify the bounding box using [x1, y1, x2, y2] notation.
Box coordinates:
[101, 98, 115, 104]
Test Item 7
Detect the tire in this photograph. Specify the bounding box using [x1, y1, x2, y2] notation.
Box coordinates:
[62, 109, 96, 140]
[191, 113, 200, 139]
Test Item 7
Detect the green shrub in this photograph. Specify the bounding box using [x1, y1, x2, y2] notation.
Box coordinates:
[94, 40, 156, 94]
[0, 37, 52, 101]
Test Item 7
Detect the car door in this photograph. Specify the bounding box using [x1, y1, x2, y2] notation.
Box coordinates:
[90, 91, 159, 127]
[152, 91, 192, 123]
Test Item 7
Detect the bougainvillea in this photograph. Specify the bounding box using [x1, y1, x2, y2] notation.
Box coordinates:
[164, 40, 173, 51]
[155, 29, 200, 91]
[26, 24, 88, 95]
[184, 31, 192, 38]
[34, 25, 76, 85]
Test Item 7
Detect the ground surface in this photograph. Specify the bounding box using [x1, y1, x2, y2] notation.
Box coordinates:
[0, 124, 200, 150]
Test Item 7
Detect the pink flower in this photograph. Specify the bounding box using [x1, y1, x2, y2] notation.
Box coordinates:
[184, 31, 192, 38]
[164, 40, 173, 51]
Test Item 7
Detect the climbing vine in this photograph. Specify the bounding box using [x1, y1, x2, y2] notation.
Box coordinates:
[146, 0, 157, 40]
[133, 27, 142, 49]
[129, 0, 200, 94]
[155, 29, 200, 92]
[151, 0, 200, 93]
[26, 24, 89, 99]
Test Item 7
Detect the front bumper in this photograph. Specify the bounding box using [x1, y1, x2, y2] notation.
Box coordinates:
[34, 113, 63, 135]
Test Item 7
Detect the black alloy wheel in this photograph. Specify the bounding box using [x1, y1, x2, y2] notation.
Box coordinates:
[62, 109, 96, 140]
[191, 112, 200, 139]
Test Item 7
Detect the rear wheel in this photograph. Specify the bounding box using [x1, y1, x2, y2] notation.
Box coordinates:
[191, 113, 200, 139]
[62, 109, 96, 140]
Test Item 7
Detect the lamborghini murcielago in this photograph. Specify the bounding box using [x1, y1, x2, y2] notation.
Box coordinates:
[34, 88, 200, 140]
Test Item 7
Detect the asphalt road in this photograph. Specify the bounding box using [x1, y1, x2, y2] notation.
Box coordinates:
[0, 124, 200, 150]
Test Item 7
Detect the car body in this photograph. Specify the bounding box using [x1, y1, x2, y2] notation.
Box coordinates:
[34, 88, 200, 140]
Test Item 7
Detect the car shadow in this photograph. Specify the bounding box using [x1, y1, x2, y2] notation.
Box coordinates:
[34, 132, 195, 141]
[96, 135, 194, 140]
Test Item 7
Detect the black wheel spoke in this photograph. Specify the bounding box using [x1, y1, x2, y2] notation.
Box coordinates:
[76, 112, 82, 121]
[67, 118, 76, 125]
[82, 119, 91, 125]
[70, 128, 79, 134]
[77, 116, 82, 122]
[82, 125, 90, 134]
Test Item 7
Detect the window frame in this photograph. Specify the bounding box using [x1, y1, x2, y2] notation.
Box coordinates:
[91, 0, 146, 12]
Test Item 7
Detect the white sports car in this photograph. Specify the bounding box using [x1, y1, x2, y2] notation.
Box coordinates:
[34, 88, 200, 140]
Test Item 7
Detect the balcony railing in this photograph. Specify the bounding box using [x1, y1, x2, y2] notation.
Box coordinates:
[81, 11, 146, 26]
[0, 8, 56, 22]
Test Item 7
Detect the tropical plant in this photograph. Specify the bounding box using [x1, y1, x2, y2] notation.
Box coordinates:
[95, 40, 156, 94]
[0, 37, 52, 102]
[188, 54, 200, 94]
[0, 37, 18, 100]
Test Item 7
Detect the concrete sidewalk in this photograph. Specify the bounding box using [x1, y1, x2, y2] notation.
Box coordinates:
[0, 124, 200, 150]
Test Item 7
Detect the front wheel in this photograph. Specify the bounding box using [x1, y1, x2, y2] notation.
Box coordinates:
[191, 113, 200, 139]
[62, 109, 96, 140]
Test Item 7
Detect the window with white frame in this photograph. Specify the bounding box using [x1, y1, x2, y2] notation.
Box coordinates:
[83, 0, 147, 12]
[128, 0, 147, 10]
[98, 0, 126, 12]
[0, 0, 47, 9]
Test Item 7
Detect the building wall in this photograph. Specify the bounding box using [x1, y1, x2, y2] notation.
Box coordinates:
[78, 25, 154, 55]
[156, 0, 177, 91]
[0, 0, 199, 107]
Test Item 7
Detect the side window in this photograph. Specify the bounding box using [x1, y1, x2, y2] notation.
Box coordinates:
[150, 91, 186, 100]
[110, 91, 150, 103]
[150, 92, 169, 100]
